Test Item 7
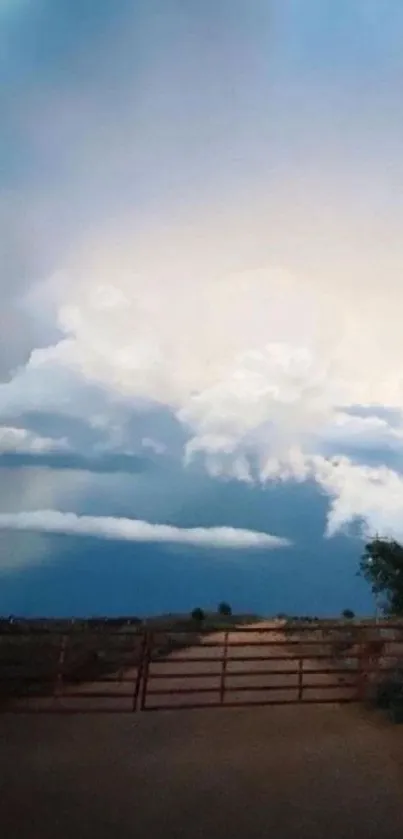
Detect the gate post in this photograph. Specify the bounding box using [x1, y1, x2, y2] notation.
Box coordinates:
[132, 630, 147, 712]
[139, 631, 153, 711]
[357, 645, 368, 701]
[54, 634, 68, 701]
[298, 656, 304, 701]
[220, 631, 229, 705]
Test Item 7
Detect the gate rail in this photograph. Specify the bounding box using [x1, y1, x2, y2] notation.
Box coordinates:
[1, 621, 403, 713]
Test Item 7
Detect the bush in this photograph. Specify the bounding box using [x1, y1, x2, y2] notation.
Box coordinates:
[218, 602, 232, 617]
[373, 671, 403, 709]
[191, 607, 205, 623]
[342, 609, 355, 620]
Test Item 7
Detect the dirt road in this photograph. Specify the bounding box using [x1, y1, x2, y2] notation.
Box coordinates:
[3, 703, 403, 838]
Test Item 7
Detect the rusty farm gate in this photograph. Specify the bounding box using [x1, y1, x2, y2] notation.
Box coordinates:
[1, 621, 403, 713]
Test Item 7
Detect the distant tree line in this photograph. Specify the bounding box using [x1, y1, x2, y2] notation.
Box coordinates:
[5, 534, 403, 633]
[191, 602, 233, 623]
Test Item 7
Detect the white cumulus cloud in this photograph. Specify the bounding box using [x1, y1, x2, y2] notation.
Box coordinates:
[3, 206, 403, 543]
[254, 449, 403, 544]
[311, 455, 403, 542]
[4, 0, 403, 547]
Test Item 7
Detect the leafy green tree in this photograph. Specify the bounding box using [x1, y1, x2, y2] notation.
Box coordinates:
[218, 602, 232, 617]
[360, 537, 403, 615]
[191, 607, 205, 622]
[342, 609, 355, 620]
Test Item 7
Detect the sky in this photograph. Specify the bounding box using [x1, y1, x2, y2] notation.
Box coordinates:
[1, 1, 403, 617]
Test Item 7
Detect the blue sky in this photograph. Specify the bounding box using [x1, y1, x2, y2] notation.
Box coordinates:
[1, 2, 403, 616]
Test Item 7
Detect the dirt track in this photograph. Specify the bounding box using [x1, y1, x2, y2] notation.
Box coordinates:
[3, 702, 403, 838]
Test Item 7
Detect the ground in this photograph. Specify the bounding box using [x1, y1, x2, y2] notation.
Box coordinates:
[2, 704, 403, 839]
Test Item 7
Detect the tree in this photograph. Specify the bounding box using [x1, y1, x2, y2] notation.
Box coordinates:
[218, 602, 232, 617]
[342, 609, 355, 620]
[191, 607, 205, 622]
[360, 537, 403, 615]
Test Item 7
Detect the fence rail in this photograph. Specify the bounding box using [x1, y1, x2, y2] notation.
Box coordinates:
[1, 621, 403, 713]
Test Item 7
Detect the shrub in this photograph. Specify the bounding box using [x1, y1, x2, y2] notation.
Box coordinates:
[373, 670, 403, 709]
[191, 607, 205, 623]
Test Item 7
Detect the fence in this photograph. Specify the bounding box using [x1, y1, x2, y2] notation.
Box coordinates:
[1, 621, 403, 713]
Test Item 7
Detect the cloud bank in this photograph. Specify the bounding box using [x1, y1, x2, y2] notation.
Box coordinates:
[0, 510, 291, 551]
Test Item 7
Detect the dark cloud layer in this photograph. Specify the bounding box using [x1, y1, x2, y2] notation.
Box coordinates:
[0, 451, 151, 474]
[0, 478, 372, 617]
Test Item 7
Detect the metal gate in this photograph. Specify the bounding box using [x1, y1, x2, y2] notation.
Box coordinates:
[1, 621, 403, 713]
